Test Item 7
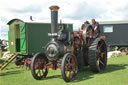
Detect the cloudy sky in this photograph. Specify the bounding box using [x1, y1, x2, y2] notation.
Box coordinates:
[0, 0, 128, 39]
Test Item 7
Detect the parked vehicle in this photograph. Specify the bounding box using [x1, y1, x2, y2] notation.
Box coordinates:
[99, 21, 128, 52]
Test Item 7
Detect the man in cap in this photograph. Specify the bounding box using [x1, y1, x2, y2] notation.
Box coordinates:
[91, 19, 100, 36]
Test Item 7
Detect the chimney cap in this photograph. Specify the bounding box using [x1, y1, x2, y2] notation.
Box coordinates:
[49, 6, 59, 11]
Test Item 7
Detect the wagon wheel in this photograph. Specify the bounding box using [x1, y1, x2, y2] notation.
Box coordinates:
[31, 52, 48, 80]
[61, 53, 78, 82]
[88, 38, 107, 72]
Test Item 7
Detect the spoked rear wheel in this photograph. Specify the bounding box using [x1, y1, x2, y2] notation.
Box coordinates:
[96, 39, 107, 71]
[31, 52, 48, 80]
[61, 53, 78, 82]
[88, 38, 107, 72]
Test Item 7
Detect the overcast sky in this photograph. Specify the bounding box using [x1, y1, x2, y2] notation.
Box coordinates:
[1, 0, 128, 39]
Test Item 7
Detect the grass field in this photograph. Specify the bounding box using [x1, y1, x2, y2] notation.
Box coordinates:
[0, 56, 128, 85]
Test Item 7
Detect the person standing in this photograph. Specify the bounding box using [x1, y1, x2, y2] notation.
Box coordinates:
[91, 19, 100, 36]
[81, 21, 90, 31]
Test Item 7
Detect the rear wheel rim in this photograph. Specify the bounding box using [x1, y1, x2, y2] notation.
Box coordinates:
[96, 40, 107, 71]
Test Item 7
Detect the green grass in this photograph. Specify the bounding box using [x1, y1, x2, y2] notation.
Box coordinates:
[0, 59, 5, 64]
[0, 56, 128, 85]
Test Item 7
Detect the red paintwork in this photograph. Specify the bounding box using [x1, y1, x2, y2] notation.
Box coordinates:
[44, 62, 61, 70]
[17, 57, 32, 70]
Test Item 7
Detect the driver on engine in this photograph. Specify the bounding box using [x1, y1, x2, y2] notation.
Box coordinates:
[91, 19, 100, 37]
[81, 21, 90, 31]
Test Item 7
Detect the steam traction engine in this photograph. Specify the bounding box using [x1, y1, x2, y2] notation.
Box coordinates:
[30, 6, 107, 82]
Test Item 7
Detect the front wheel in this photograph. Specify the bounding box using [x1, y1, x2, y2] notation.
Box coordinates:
[61, 53, 78, 82]
[30, 52, 48, 80]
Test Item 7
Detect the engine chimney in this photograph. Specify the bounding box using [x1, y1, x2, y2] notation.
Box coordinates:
[49, 6, 59, 34]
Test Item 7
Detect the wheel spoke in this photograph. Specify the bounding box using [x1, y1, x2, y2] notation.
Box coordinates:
[36, 69, 40, 75]
[99, 60, 104, 66]
[72, 57, 75, 66]
[68, 71, 71, 78]
[99, 42, 104, 48]
[65, 71, 68, 76]
[101, 53, 105, 57]
[35, 69, 39, 74]
[38, 69, 41, 77]
[97, 58, 100, 65]
[98, 42, 104, 52]
[67, 57, 71, 64]
[42, 69, 44, 74]
[65, 64, 69, 71]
